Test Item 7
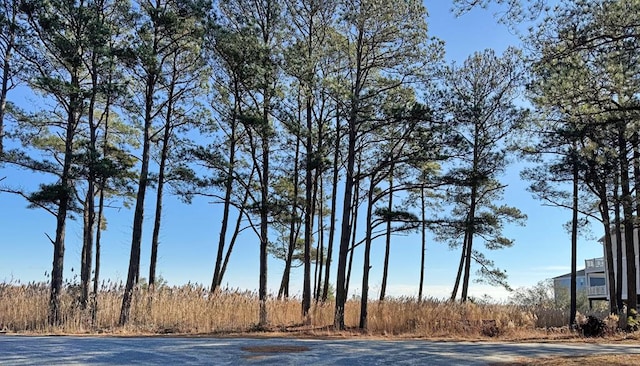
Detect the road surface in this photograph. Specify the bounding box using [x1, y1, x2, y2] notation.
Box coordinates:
[1, 335, 639, 365]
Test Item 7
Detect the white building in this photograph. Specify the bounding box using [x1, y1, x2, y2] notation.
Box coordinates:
[553, 260, 605, 308]
[579, 230, 640, 307]
[605, 230, 640, 302]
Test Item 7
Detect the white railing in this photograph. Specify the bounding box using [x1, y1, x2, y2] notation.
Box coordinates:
[587, 285, 607, 297]
[585, 257, 605, 270]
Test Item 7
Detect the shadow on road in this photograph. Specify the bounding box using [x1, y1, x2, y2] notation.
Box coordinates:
[1, 335, 639, 365]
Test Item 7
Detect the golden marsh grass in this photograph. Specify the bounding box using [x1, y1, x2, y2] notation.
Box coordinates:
[0, 281, 604, 339]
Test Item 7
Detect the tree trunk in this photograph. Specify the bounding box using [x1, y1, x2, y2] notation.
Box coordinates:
[619, 124, 637, 315]
[211, 84, 240, 294]
[217, 180, 253, 290]
[613, 172, 624, 311]
[461, 120, 481, 303]
[92, 184, 105, 325]
[0, 1, 16, 156]
[450, 229, 468, 301]
[569, 153, 578, 326]
[302, 38, 315, 318]
[92, 44, 116, 322]
[334, 17, 367, 329]
[92, 54, 114, 323]
[309, 146, 320, 302]
[278, 135, 301, 299]
[322, 112, 341, 302]
[80, 40, 102, 309]
[120, 71, 156, 326]
[345, 174, 361, 300]
[150, 56, 182, 288]
[334, 119, 356, 329]
[597, 180, 618, 314]
[149, 121, 171, 288]
[461, 187, 477, 302]
[50, 70, 81, 325]
[629, 132, 640, 313]
[314, 173, 325, 301]
[210, 152, 236, 293]
[81, 191, 94, 308]
[379, 161, 394, 301]
[418, 186, 426, 303]
[258, 93, 270, 328]
[359, 179, 376, 329]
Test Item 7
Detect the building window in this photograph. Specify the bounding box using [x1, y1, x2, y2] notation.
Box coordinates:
[589, 277, 605, 287]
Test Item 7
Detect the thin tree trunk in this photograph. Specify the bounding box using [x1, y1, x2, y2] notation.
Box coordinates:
[311, 168, 320, 302]
[461, 121, 481, 303]
[302, 37, 315, 319]
[0, 1, 17, 156]
[335, 118, 357, 329]
[150, 56, 182, 288]
[322, 112, 341, 302]
[598, 185, 618, 314]
[619, 124, 637, 316]
[334, 19, 366, 329]
[81, 192, 94, 308]
[629, 132, 640, 313]
[450, 229, 468, 301]
[278, 134, 301, 299]
[50, 70, 81, 325]
[379, 161, 394, 301]
[258, 87, 271, 328]
[418, 186, 426, 303]
[211, 141, 237, 293]
[211, 81, 241, 294]
[334, 129, 355, 329]
[461, 190, 477, 302]
[92, 185, 105, 325]
[570, 153, 579, 326]
[585, 155, 617, 314]
[258, 137, 269, 327]
[217, 176, 254, 289]
[120, 70, 156, 326]
[80, 40, 103, 309]
[345, 174, 361, 300]
[314, 173, 325, 301]
[613, 171, 624, 311]
[314, 114, 326, 301]
[313, 232, 321, 301]
[149, 121, 171, 288]
[92, 48, 114, 324]
[359, 179, 376, 329]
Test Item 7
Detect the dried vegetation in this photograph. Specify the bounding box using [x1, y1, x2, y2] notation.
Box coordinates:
[0, 281, 636, 341]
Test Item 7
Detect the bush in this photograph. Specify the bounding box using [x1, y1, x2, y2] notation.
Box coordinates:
[481, 319, 500, 337]
[627, 309, 639, 332]
[603, 313, 619, 333]
[577, 314, 606, 337]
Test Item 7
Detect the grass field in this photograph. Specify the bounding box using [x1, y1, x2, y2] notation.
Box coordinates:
[0, 281, 634, 342]
[495, 355, 639, 365]
[2, 282, 640, 364]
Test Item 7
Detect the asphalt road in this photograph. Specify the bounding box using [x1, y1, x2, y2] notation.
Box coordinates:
[1, 335, 639, 365]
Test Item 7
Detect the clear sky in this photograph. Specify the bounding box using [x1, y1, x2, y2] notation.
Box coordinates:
[0, 1, 604, 301]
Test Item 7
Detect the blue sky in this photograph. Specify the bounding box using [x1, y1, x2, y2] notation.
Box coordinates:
[0, 1, 603, 301]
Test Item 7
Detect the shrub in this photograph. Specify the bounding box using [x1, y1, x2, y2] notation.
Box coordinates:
[627, 309, 639, 332]
[603, 313, 619, 333]
[481, 319, 500, 337]
[578, 315, 606, 337]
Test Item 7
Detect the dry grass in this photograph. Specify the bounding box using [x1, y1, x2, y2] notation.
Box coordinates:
[0, 281, 629, 340]
[494, 354, 639, 365]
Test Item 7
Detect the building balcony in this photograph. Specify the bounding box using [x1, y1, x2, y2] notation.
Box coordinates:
[585, 257, 605, 272]
[587, 285, 607, 297]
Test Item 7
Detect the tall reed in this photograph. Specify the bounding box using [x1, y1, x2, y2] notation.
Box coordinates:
[0, 281, 586, 337]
